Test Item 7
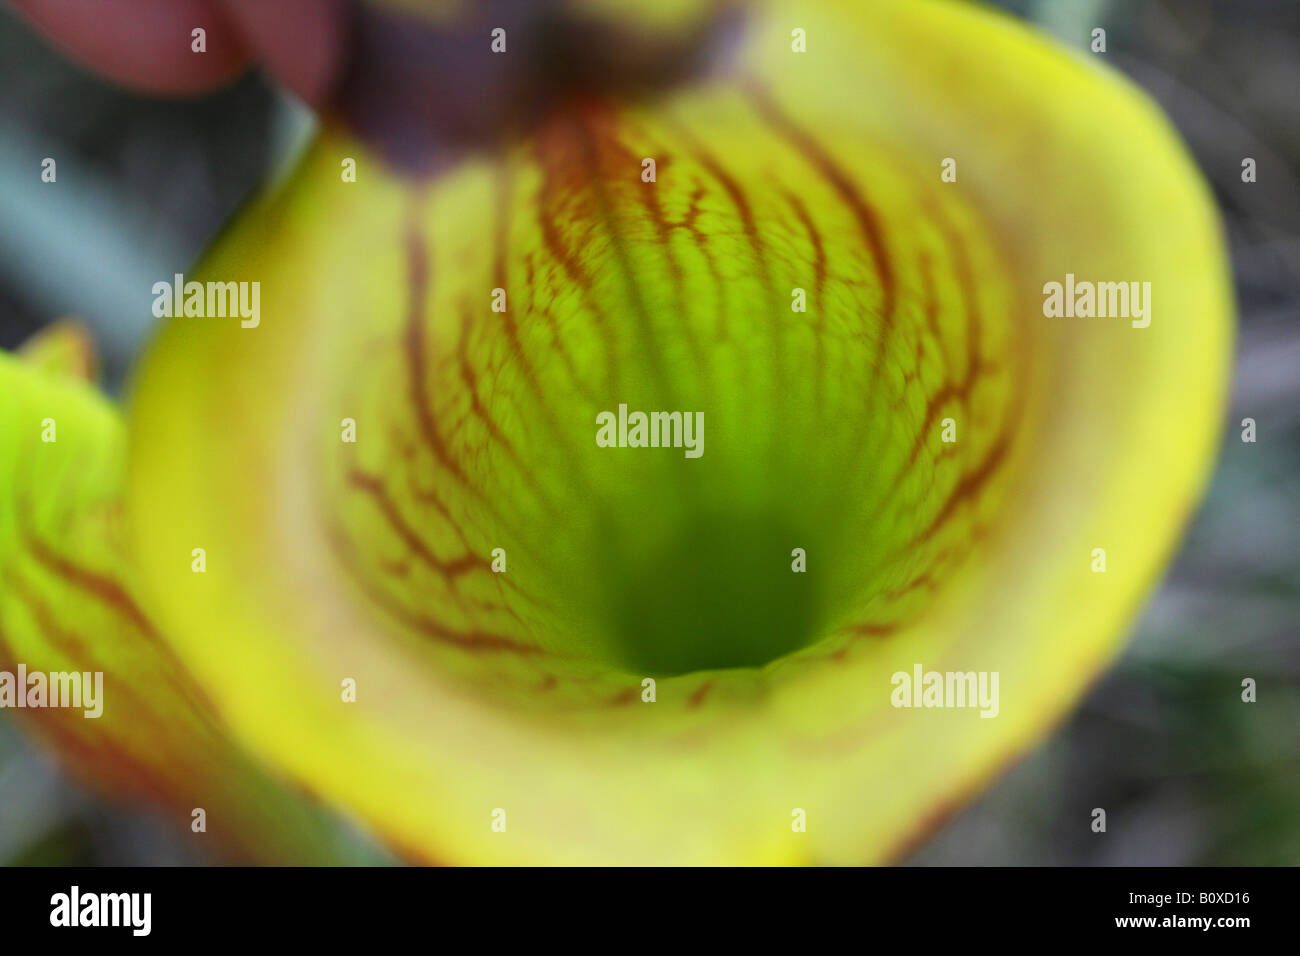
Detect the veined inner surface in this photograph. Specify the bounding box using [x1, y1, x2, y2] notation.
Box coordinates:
[318, 90, 1025, 708]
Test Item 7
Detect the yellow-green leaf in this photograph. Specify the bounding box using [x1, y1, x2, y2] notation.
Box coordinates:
[0, 345, 359, 863]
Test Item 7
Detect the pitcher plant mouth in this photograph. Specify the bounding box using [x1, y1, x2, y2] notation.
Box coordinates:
[128, 88, 1029, 707]
[331, 78, 1029, 686]
[0, 0, 1232, 866]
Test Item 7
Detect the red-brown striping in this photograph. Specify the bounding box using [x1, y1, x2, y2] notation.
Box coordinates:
[15, 524, 220, 720]
[532, 121, 621, 390]
[783, 189, 829, 315]
[677, 182, 708, 234]
[666, 115, 788, 393]
[607, 686, 640, 707]
[487, 166, 577, 459]
[688, 679, 715, 709]
[401, 217, 554, 557]
[20, 520, 159, 642]
[566, 109, 674, 394]
[326, 498, 540, 637]
[399, 460, 559, 613]
[672, 122, 773, 290]
[911, 423, 1014, 550]
[329, 526, 545, 657]
[745, 89, 914, 488]
[665, 177, 738, 341]
[520, 251, 600, 405]
[746, 81, 897, 327]
[454, 296, 562, 515]
[4, 566, 226, 746]
[622, 138, 713, 379]
[346, 468, 487, 580]
[403, 225, 478, 494]
[897, 205, 990, 475]
[918, 251, 953, 369]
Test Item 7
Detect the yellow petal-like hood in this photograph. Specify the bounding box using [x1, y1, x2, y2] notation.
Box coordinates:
[126, 0, 1232, 864]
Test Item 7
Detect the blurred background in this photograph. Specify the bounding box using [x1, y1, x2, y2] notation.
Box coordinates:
[0, 0, 1296, 864]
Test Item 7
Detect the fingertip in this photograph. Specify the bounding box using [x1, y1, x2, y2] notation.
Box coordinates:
[10, 0, 250, 95]
[216, 0, 351, 108]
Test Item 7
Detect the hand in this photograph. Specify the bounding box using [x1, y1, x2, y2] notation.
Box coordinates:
[10, 0, 349, 107]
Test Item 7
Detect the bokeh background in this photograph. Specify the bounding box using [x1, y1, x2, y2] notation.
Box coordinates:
[0, 0, 1296, 864]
